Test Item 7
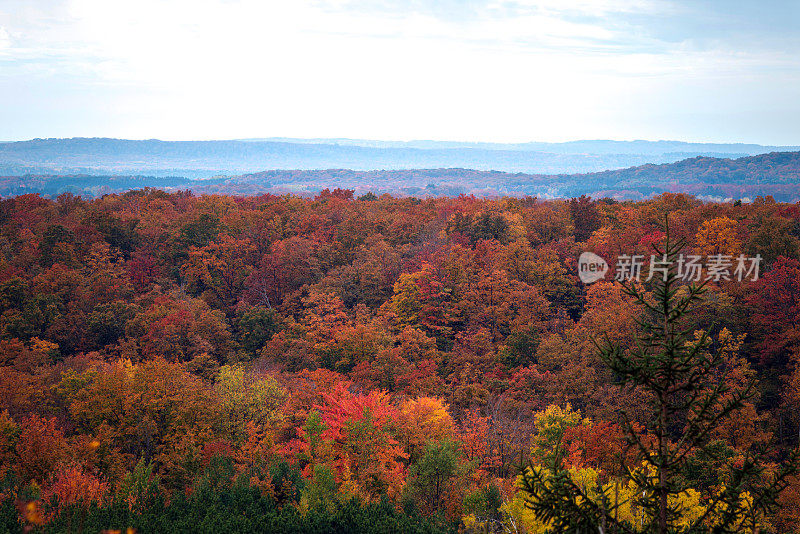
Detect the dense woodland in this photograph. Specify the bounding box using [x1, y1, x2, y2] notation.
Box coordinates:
[0, 189, 799, 532]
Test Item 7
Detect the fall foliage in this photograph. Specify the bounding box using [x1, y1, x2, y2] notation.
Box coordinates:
[0, 190, 797, 533]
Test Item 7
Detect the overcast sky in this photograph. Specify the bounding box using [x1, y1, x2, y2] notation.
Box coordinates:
[1, 0, 798, 144]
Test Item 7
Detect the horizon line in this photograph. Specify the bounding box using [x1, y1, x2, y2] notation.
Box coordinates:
[2, 136, 799, 148]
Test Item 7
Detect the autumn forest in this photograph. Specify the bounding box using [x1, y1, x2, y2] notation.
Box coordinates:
[1, 188, 799, 532]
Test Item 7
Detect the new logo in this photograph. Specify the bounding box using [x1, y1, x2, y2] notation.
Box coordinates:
[578, 252, 609, 284]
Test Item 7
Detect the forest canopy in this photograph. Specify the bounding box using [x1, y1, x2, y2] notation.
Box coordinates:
[0, 189, 798, 532]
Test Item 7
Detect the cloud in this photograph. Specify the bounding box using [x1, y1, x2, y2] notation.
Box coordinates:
[2, 1, 795, 81]
[0, 26, 10, 52]
[0, 0, 797, 143]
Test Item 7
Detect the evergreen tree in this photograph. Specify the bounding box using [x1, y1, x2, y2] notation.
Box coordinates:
[518, 220, 797, 533]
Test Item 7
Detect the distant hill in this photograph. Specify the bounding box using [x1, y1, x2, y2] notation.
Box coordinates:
[1, 137, 797, 178]
[249, 137, 798, 156]
[3, 151, 800, 202]
[192, 151, 800, 201]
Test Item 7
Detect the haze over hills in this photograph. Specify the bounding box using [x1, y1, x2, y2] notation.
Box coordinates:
[250, 137, 798, 156]
[3, 150, 800, 202]
[189, 151, 800, 201]
[2, 137, 799, 179]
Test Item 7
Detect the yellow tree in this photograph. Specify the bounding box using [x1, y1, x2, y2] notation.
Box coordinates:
[398, 397, 457, 461]
[695, 217, 741, 258]
[214, 364, 286, 444]
[387, 272, 423, 330]
[66, 358, 218, 487]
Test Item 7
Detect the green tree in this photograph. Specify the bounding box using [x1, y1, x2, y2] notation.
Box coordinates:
[518, 222, 797, 533]
[117, 458, 162, 515]
[236, 305, 279, 358]
[405, 439, 466, 516]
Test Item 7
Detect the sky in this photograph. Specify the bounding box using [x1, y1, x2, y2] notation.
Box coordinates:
[0, 0, 799, 144]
